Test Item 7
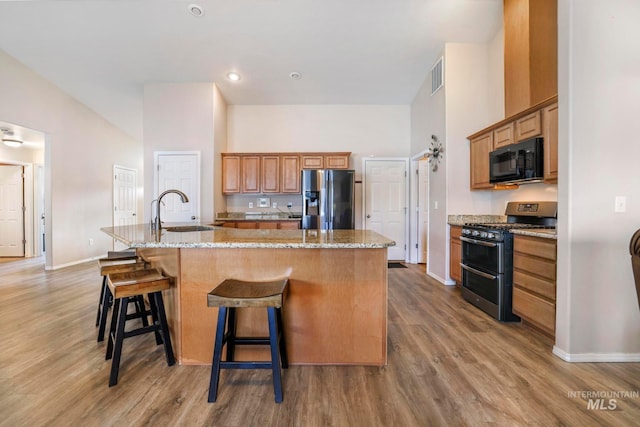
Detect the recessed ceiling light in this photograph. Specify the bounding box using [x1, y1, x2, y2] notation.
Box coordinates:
[188, 4, 204, 17]
[227, 72, 241, 81]
[289, 72, 302, 80]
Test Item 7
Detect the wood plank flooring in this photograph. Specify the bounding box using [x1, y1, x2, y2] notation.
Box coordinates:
[1, 257, 639, 426]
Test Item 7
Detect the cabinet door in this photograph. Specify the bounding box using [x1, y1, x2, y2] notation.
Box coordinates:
[301, 155, 323, 169]
[278, 221, 300, 230]
[281, 155, 301, 193]
[242, 156, 260, 193]
[325, 155, 349, 169]
[258, 221, 278, 229]
[261, 155, 280, 193]
[494, 122, 515, 149]
[222, 155, 241, 194]
[470, 132, 493, 189]
[515, 111, 542, 141]
[449, 226, 462, 284]
[543, 103, 558, 183]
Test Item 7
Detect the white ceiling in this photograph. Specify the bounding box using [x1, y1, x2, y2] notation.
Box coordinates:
[0, 0, 502, 141]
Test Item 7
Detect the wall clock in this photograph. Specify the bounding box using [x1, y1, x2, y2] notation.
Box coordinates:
[426, 134, 443, 172]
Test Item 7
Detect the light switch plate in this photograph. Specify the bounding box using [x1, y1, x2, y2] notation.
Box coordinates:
[615, 196, 627, 213]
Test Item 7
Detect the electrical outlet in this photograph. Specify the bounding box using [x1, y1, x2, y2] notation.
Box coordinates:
[615, 196, 627, 213]
[272, 202, 277, 208]
[287, 202, 293, 208]
[249, 202, 254, 208]
[89, 238, 94, 246]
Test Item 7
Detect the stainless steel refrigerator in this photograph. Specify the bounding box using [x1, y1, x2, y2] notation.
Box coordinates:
[301, 169, 355, 230]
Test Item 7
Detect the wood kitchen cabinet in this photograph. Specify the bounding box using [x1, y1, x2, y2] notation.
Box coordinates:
[241, 156, 261, 193]
[494, 122, 515, 149]
[261, 155, 280, 193]
[281, 155, 301, 193]
[515, 110, 542, 141]
[222, 155, 241, 194]
[449, 226, 462, 285]
[512, 234, 557, 337]
[543, 102, 558, 183]
[470, 132, 494, 189]
[219, 220, 300, 229]
[301, 155, 324, 169]
[301, 153, 350, 169]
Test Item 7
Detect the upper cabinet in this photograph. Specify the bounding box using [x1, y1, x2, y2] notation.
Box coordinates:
[543, 103, 558, 183]
[470, 132, 494, 190]
[222, 152, 350, 195]
[504, 0, 558, 116]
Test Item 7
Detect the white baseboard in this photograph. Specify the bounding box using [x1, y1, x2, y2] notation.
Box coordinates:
[427, 271, 456, 286]
[45, 255, 103, 271]
[553, 346, 640, 362]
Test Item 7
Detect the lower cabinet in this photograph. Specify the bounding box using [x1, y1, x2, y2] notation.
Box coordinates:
[512, 234, 557, 337]
[449, 226, 462, 284]
[220, 221, 300, 229]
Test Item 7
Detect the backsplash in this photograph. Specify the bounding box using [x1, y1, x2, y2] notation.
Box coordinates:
[225, 194, 303, 213]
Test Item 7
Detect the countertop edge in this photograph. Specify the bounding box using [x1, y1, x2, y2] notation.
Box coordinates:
[510, 229, 557, 239]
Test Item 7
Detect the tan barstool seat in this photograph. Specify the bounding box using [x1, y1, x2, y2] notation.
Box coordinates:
[105, 268, 175, 387]
[95, 253, 147, 342]
[207, 278, 289, 403]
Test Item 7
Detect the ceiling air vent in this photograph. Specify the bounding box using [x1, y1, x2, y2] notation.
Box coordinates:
[431, 56, 444, 95]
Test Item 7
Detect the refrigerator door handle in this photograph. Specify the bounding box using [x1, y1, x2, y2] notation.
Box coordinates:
[326, 172, 333, 229]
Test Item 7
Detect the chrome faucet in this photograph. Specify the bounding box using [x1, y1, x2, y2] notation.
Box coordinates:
[153, 189, 189, 232]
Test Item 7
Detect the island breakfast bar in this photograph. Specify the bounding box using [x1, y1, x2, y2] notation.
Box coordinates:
[101, 224, 395, 366]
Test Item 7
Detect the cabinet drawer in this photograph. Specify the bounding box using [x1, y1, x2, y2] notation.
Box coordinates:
[513, 270, 555, 301]
[258, 222, 278, 229]
[514, 235, 556, 260]
[513, 254, 556, 282]
[278, 221, 300, 230]
[513, 288, 555, 334]
[515, 111, 542, 141]
[236, 222, 257, 229]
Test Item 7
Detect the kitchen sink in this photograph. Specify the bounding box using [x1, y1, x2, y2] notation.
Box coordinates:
[164, 225, 216, 232]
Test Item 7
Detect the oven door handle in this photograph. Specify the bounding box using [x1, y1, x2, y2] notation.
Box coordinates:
[460, 236, 498, 248]
[460, 263, 497, 280]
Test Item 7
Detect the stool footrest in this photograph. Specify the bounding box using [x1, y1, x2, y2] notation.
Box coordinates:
[122, 324, 162, 340]
[226, 337, 271, 345]
[220, 361, 273, 369]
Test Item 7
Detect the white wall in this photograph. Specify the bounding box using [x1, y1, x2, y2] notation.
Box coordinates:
[227, 105, 411, 225]
[143, 83, 224, 223]
[555, 0, 640, 360]
[0, 49, 142, 268]
[213, 85, 228, 217]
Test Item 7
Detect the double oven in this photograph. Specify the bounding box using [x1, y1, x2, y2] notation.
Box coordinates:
[460, 201, 557, 321]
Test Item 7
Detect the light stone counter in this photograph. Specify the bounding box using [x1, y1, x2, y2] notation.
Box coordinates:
[216, 212, 302, 221]
[101, 223, 395, 249]
[447, 214, 507, 226]
[510, 228, 557, 239]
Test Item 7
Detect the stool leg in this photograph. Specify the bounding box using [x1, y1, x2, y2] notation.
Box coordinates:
[267, 307, 283, 403]
[97, 280, 112, 342]
[225, 307, 237, 361]
[134, 295, 150, 328]
[151, 291, 175, 366]
[147, 293, 163, 345]
[108, 297, 129, 387]
[276, 308, 288, 369]
[96, 276, 107, 327]
[105, 297, 120, 360]
[208, 306, 228, 403]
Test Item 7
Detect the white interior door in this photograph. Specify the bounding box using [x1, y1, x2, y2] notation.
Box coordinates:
[113, 165, 137, 227]
[418, 159, 429, 263]
[364, 159, 408, 261]
[155, 152, 200, 223]
[0, 165, 25, 257]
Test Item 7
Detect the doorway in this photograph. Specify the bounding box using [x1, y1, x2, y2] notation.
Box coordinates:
[362, 158, 409, 261]
[154, 152, 200, 223]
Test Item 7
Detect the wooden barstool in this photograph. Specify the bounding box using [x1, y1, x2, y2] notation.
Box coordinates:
[96, 252, 147, 342]
[207, 278, 289, 403]
[105, 268, 175, 387]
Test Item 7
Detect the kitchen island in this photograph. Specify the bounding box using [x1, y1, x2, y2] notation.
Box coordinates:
[101, 224, 395, 366]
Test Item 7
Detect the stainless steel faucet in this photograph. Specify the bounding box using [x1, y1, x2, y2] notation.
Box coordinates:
[153, 189, 189, 232]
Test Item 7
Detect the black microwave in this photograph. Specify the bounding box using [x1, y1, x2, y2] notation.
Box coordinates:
[489, 137, 544, 184]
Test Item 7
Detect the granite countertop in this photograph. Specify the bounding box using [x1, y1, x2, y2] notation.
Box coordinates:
[447, 214, 507, 226]
[216, 212, 302, 221]
[101, 223, 395, 249]
[510, 228, 557, 239]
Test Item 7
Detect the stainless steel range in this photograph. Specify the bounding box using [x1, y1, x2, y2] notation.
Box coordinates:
[460, 201, 557, 321]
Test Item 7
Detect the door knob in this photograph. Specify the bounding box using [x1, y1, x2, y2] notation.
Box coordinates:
[191, 216, 197, 220]
[366, 214, 371, 218]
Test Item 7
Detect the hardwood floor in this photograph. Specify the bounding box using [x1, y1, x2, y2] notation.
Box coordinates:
[1, 257, 639, 426]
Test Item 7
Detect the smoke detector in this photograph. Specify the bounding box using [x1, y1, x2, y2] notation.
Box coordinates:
[188, 4, 204, 17]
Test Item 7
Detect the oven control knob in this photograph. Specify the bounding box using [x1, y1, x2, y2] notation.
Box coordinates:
[480, 232, 488, 238]
[487, 232, 495, 239]
[471, 230, 479, 237]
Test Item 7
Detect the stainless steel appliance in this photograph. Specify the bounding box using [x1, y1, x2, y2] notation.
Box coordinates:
[301, 169, 355, 230]
[460, 201, 557, 321]
[490, 137, 544, 184]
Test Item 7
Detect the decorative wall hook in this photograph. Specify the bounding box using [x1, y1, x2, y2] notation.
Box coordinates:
[425, 134, 443, 172]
